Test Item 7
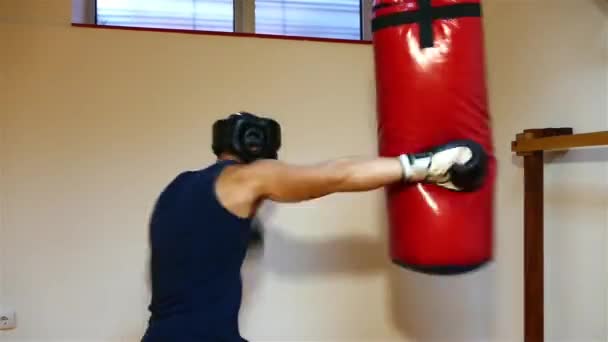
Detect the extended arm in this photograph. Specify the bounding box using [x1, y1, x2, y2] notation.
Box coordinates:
[248, 157, 404, 203]
[215, 140, 487, 218]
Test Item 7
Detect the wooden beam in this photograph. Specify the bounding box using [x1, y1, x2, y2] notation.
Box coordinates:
[513, 127, 608, 342]
[512, 128, 608, 153]
[524, 150, 544, 342]
[512, 128, 573, 342]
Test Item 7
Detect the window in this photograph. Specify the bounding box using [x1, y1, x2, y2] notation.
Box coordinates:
[94, 0, 371, 41]
[255, 0, 361, 40]
[96, 0, 234, 32]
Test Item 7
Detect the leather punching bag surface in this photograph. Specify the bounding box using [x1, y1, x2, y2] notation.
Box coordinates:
[372, 0, 495, 274]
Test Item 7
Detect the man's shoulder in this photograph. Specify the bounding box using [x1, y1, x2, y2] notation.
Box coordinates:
[169, 162, 234, 187]
[173, 162, 222, 181]
[170, 170, 198, 185]
[157, 170, 204, 198]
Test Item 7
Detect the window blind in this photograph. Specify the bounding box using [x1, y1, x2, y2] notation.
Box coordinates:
[96, 0, 234, 32]
[255, 0, 361, 40]
[96, 0, 362, 40]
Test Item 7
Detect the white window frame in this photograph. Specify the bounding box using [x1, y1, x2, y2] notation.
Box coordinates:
[74, 0, 372, 41]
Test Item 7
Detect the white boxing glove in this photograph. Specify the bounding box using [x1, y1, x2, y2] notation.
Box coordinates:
[398, 140, 488, 192]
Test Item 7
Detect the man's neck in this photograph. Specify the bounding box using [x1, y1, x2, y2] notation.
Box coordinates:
[217, 154, 242, 163]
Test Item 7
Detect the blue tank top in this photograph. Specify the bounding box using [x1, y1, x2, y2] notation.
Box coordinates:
[142, 160, 252, 342]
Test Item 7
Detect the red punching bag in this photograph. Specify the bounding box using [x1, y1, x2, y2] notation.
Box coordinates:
[372, 0, 495, 274]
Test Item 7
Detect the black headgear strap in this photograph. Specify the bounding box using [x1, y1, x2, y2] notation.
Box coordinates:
[212, 112, 281, 163]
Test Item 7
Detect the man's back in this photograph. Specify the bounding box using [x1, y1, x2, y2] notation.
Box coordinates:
[143, 160, 251, 342]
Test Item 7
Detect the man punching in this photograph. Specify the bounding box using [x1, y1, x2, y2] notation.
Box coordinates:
[141, 111, 487, 342]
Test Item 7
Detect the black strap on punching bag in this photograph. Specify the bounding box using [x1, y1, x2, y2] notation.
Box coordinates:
[371, 1, 482, 48]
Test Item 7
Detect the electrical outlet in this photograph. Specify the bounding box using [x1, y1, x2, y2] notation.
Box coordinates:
[0, 308, 16, 330]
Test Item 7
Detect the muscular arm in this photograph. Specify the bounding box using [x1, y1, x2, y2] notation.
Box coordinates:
[215, 156, 404, 218]
[249, 157, 404, 202]
[216, 141, 485, 218]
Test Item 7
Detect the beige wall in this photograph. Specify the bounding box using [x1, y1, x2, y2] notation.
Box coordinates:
[1, 0, 607, 341]
[484, 1, 608, 340]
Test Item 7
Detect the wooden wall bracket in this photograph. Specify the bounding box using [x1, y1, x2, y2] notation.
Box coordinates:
[511, 127, 608, 342]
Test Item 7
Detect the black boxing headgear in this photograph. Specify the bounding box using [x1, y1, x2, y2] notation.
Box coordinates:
[212, 112, 281, 163]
